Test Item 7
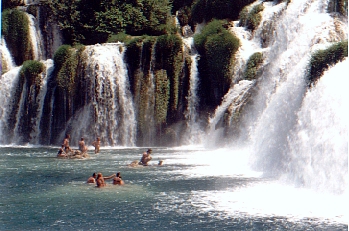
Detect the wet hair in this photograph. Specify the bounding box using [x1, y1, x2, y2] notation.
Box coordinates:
[92, 173, 96, 177]
[116, 172, 122, 178]
[81, 137, 84, 140]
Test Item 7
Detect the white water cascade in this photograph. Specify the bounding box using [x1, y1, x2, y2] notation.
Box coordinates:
[284, 58, 348, 194]
[182, 37, 204, 145]
[238, 0, 348, 192]
[76, 43, 137, 146]
[30, 59, 54, 144]
[0, 67, 21, 143]
[1, 38, 15, 72]
[27, 12, 44, 61]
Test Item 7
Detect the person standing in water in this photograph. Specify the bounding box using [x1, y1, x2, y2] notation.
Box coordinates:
[79, 137, 87, 153]
[92, 137, 101, 154]
[63, 134, 72, 153]
[96, 172, 116, 187]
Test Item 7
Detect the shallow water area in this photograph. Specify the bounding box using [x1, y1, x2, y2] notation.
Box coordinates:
[0, 146, 347, 230]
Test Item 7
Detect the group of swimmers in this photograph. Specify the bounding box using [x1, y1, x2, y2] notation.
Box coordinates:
[56, 134, 162, 187]
[87, 172, 124, 187]
[57, 134, 101, 158]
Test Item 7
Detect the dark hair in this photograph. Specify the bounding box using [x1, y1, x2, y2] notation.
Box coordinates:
[116, 172, 122, 178]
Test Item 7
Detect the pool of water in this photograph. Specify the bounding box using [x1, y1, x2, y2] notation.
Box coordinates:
[0, 146, 346, 230]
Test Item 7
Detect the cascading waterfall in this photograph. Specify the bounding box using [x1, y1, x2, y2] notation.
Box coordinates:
[27, 12, 44, 61]
[239, 0, 348, 192]
[1, 38, 15, 72]
[0, 67, 21, 143]
[182, 37, 203, 145]
[206, 80, 255, 147]
[76, 43, 136, 146]
[30, 59, 54, 144]
[284, 58, 348, 194]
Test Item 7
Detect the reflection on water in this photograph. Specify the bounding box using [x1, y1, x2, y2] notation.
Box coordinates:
[0, 147, 347, 230]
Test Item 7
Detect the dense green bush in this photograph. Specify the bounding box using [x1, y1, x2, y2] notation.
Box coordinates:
[20, 60, 45, 87]
[308, 40, 348, 86]
[194, 19, 240, 109]
[155, 34, 183, 112]
[2, 9, 33, 65]
[43, 0, 173, 45]
[243, 52, 263, 80]
[53, 45, 85, 94]
[53, 45, 72, 71]
[239, 3, 264, 30]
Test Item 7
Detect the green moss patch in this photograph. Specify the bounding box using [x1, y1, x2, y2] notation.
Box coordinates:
[308, 40, 348, 86]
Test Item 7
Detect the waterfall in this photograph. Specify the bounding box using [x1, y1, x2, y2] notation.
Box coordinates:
[30, 59, 54, 144]
[236, 0, 348, 193]
[182, 37, 204, 145]
[78, 43, 136, 146]
[1, 38, 15, 72]
[206, 80, 255, 147]
[27, 12, 44, 61]
[0, 67, 21, 144]
[284, 58, 348, 194]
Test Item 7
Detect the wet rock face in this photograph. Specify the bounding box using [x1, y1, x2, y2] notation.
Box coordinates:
[182, 25, 194, 38]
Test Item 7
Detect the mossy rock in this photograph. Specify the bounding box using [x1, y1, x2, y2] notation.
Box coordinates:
[20, 60, 45, 87]
[239, 3, 265, 31]
[243, 52, 264, 80]
[308, 40, 348, 86]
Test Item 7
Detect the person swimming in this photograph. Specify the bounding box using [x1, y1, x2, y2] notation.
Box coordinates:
[57, 144, 68, 158]
[113, 172, 124, 185]
[87, 173, 96, 183]
[139, 149, 152, 166]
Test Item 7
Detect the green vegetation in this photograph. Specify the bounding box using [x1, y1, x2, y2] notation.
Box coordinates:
[53, 45, 86, 94]
[239, 3, 264, 31]
[2, 9, 33, 65]
[42, 0, 173, 45]
[194, 19, 240, 109]
[308, 40, 348, 86]
[155, 34, 183, 113]
[20, 60, 45, 88]
[155, 70, 170, 125]
[243, 52, 263, 80]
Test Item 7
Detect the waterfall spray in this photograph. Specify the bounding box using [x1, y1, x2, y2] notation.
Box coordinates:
[81, 43, 136, 146]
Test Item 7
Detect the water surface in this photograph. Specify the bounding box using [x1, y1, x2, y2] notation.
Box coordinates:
[0, 147, 346, 230]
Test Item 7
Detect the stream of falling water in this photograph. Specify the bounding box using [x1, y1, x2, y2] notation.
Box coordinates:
[81, 43, 136, 146]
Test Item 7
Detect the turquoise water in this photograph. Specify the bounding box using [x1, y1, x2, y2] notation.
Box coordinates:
[0, 147, 346, 230]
